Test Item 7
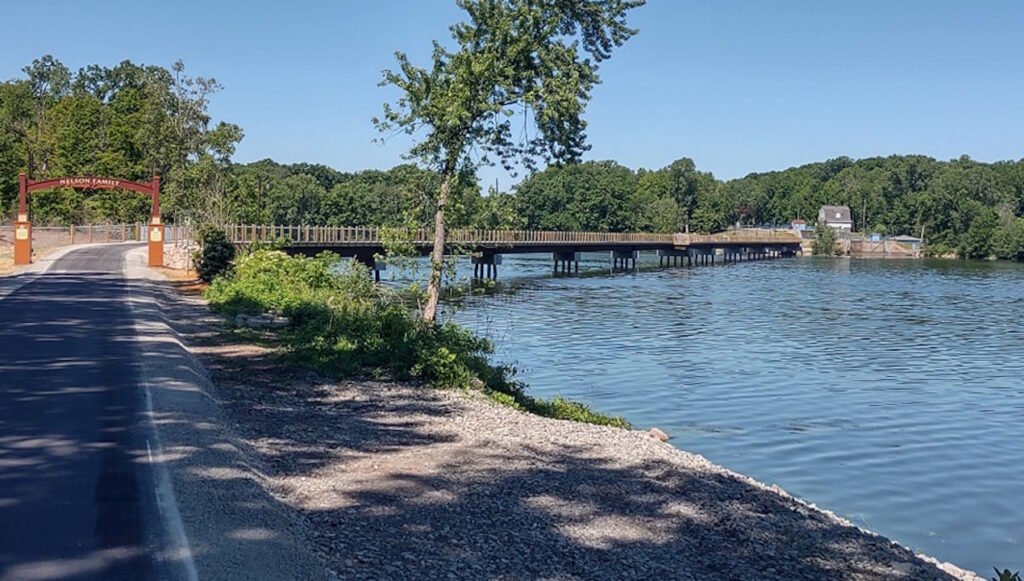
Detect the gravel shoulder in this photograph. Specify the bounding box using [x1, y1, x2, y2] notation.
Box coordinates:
[122, 248, 333, 581]
[155, 271, 982, 581]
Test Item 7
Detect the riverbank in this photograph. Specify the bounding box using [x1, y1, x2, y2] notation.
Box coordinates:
[156, 274, 980, 580]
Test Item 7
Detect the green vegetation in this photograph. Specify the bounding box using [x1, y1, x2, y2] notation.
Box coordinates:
[194, 225, 236, 283]
[374, 0, 644, 322]
[812, 220, 840, 256]
[993, 568, 1022, 581]
[5, 53, 1024, 263]
[204, 249, 629, 428]
[0, 56, 242, 224]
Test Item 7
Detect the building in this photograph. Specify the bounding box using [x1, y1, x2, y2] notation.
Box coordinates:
[791, 218, 807, 231]
[892, 235, 923, 251]
[818, 205, 854, 231]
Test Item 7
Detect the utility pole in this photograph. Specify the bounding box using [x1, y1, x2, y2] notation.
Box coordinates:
[257, 175, 264, 221]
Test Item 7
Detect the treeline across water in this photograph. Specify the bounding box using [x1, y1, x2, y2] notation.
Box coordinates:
[3, 56, 1024, 259]
[225, 155, 1024, 260]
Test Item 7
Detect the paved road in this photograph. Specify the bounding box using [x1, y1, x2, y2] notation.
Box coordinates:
[0, 245, 166, 581]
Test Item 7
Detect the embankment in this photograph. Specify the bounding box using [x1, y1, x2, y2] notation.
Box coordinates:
[147, 270, 981, 581]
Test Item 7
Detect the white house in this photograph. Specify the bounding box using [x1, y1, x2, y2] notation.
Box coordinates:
[818, 205, 853, 231]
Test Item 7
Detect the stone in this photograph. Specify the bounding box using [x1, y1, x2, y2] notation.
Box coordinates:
[648, 427, 670, 442]
[235, 313, 290, 330]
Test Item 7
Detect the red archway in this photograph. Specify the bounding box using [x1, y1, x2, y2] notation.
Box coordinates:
[15, 173, 163, 267]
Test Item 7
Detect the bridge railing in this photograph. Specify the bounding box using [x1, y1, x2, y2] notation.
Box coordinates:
[675, 229, 801, 245]
[219, 225, 677, 246]
[167, 224, 799, 247]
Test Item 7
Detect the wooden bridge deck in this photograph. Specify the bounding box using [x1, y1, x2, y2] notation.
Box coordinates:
[166, 224, 803, 280]
[208, 224, 801, 254]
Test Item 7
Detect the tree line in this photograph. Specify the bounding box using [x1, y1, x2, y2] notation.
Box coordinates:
[222, 154, 1024, 261]
[4, 56, 1024, 261]
[0, 55, 242, 225]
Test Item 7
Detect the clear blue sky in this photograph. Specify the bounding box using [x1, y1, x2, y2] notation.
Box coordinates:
[3, 1, 1023, 187]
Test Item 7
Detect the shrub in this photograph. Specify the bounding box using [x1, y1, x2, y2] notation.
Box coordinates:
[203, 249, 630, 429]
[811, 219, 839, 256]
[195, 225, 236, 282]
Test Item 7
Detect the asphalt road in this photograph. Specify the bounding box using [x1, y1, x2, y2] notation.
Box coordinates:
[0, 245, 164, 581]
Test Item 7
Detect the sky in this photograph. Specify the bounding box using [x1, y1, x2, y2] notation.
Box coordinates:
[3, 0, 1024, 187]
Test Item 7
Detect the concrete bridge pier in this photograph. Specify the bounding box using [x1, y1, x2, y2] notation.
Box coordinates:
[552, 251, 580, 274]
[611, 250, 638, 271]
[658, 249, 688, 268]
[473, 254, 502, 280]
[691, 248, 714, 266]
[355, 255, 387, 282]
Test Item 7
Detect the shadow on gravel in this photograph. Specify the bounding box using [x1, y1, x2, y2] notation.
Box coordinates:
[147, 278, 965, 581]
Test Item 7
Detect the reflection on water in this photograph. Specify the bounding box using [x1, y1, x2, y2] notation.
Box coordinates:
[430, 253, 1024, 574]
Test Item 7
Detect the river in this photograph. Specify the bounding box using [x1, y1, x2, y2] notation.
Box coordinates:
[434, 253, 1024, 574]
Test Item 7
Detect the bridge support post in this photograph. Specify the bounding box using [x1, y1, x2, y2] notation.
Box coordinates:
[553, 251, 579, 275]
[473, 254, 501, 280]
[611, 250, 637, 271]
[658, 249, 688, 269]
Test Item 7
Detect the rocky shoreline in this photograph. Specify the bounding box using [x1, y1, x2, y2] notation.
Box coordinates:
[162, 278, 981, 581]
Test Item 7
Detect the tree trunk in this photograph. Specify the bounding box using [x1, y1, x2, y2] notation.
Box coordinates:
[422, 172, 452, 323]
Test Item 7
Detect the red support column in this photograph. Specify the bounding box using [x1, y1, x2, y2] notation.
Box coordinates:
[14, 173, 31, 265]
[148, 175, 163, 267]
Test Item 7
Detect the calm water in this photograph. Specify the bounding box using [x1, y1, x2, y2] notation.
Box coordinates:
[433, 254, 1024, 574]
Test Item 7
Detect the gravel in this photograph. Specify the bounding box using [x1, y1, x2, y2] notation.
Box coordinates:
[163, 283, 981, 581]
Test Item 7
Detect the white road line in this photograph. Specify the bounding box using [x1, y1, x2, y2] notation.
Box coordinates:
[146, 440, 165, 517]
[124, 251, 200, 581]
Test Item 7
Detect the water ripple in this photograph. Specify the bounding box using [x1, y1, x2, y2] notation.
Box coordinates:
[444, 255, 1024, 574]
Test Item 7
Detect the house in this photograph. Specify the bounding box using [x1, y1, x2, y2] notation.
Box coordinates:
[818, 205, 853, 231]
[791, 218, 807, 231]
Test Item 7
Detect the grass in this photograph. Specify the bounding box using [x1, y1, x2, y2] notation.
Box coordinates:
[0, 245, 59, 277]
[196, 249, 630, 429]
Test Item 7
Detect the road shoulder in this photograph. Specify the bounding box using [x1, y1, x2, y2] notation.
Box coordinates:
[123, 248, 333, 581]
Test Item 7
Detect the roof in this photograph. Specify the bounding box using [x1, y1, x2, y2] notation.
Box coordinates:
[791, 219, 807, 225]
[892, 235, 922, 242]
[819, 205, 853, 224]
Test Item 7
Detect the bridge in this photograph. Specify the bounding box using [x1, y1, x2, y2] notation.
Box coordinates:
[198, 225, 803, 280]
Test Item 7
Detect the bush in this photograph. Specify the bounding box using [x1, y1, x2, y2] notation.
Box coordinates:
[811, 219, 840, 256]
[203, 249, 630, 429]
[195, 225, 236, 282]
[204, 249, 494, 385]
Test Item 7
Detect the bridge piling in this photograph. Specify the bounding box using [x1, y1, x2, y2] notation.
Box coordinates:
[553, 251, 579, 275]
[473, 254, 501, 281]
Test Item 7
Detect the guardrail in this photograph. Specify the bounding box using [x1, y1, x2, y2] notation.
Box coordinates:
[218, 225, 801, 246]
[221, 225, 677, 245]
[4, 223, 802, 250]
[675, 229, 802, 245]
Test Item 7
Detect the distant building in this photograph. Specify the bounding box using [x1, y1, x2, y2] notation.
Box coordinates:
[791, 219, 807, 231]
[818, 205, 854, 231]
[892, 235, 923, 250]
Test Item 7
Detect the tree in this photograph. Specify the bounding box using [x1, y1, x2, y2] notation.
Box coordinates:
[375, 0, 644, 323]
[960, 209, 998, 259]
[0, 56, 242, 223]
[812, 220, 839, 256]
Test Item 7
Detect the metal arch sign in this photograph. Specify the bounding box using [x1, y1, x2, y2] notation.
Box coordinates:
[26, 177, 156, 196]
[21, 174, 161, 219]
[15, 172, 164, 267]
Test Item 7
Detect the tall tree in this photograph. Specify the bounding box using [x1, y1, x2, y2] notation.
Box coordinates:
[376, 0, 644, 323]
